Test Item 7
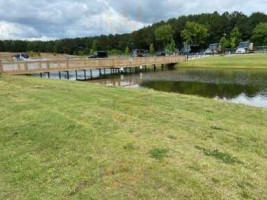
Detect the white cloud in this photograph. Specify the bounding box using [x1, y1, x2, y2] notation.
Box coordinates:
[0, 21, 38, 40]
[0, 0, 266, 40]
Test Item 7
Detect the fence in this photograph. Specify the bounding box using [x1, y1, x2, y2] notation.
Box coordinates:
[1, 56, 187, 75]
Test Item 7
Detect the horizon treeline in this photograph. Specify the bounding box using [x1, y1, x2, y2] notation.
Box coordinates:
[0, 11, 267, 55]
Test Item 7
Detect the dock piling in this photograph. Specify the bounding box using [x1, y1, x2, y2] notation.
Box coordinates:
[75, 70, 78, 80]
[84, 70, 86, 79]
[66, 71, 69, 80]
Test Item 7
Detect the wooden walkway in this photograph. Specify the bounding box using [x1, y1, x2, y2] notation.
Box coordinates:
[0, 56, 186, 75]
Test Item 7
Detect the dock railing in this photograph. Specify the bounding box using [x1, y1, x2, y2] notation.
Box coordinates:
[1, 55, 187, 75]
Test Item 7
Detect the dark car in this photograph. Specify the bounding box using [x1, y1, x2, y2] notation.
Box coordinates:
[182, 45, 202, 55]
[131, 49, 147, 57]
[156, 51, 166, 56]
[88, 51, 108, 58]
[205, 43, 219, 54]
[13, 53, 29, 60]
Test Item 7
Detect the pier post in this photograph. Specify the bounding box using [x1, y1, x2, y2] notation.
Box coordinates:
[0, 60, 3, 74]
[59, 71, 61, 79]
[75, 70, 78, 80]
[66, 71, 69, 80]
[99, 69, 102, 77]
[47, 72, 50, 79]
[90, 69, 92, 78]
[84, 70, 86, 79]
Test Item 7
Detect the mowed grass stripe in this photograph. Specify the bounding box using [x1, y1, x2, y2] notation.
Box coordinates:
[0, 75, 266, 199]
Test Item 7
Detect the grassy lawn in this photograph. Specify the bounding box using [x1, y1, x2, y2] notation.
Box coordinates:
[0, 76, 266, 200]
[180, 53, 267, 69]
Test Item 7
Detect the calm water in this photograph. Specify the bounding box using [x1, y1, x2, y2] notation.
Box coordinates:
[89, 67, 267, 108]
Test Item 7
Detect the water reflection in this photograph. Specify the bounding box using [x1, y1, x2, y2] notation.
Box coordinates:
[89, 68, 267, 108]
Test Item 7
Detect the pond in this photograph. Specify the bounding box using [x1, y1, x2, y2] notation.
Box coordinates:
[88, 67, 267, 108]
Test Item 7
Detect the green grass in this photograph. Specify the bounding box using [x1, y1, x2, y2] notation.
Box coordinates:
[0, 75, 266, 199]
[180, 53, 267, 69]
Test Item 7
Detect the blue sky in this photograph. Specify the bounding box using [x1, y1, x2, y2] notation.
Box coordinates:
[0, 0, 266, 40]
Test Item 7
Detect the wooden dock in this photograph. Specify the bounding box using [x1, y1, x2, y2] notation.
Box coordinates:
[0, 56, 186, 75]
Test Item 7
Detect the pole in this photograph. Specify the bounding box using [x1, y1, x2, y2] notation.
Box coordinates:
[0, 60, 3, 74]
[84, 70, 86, 79]
[66, 71, 69, 80]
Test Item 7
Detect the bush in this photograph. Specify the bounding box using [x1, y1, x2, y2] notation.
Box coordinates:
[149, 148, 169, 160]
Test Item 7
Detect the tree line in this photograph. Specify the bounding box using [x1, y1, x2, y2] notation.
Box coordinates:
[0, 11, 267, 55]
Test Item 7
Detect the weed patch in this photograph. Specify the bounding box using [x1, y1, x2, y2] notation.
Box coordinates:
[195, 146, 241, 164]
[149, 148, 169, 160]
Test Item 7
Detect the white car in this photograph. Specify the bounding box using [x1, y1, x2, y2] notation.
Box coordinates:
[236, 48, 246, 54]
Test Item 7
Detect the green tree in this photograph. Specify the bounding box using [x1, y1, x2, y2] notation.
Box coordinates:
[165, 39, 176, 53]
[155, 24, 174, 46]
[251, 23, 267, 45]
[230, 27, 242, 48]
[28, 51, 34, 58]
[149, 43, 155, 54]
[181, 22, 209, 45]
[125, 47, 130, 55]
[219, 36, 229, 51]
[91, 40, 99, 52]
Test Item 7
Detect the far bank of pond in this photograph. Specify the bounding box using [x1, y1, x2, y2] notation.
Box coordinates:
[89, 67, 267, 108]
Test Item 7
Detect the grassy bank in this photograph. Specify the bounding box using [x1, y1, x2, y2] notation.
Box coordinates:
[0, 76, 266, 199]
[180, 53, 267, 69]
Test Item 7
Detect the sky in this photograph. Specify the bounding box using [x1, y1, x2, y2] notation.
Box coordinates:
[0, 0, 266, 40]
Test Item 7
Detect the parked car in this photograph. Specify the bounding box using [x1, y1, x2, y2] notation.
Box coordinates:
[236, 47, 246, 54]
[205, 43, 219, 54]
[182, 45, 201, 55]
[88, 51, 108, 58]
[156, 51, 166, 56]
[236, 41, 253, 54]
[13, 53, 29, 61]
[131, 49, 147, 57]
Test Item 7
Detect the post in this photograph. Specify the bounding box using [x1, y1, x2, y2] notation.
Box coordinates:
[104, 68, 106, 75]
[59, 71, 61, 79]
[99, 69, 101, 77]
[66, 71, 69, 80]
[47, 61, 50, 70]
[39, 62, 42, 70]
[75, 70, 78, 80]
[0, 60, 3, 74]
[25, 62, 28, 72]
[154, 65, 156, 71]
[40, 73, 43, 78]
[47, 72, 50, 79]
[84, 70, 86, 79]
[90, 69, 93, 78]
